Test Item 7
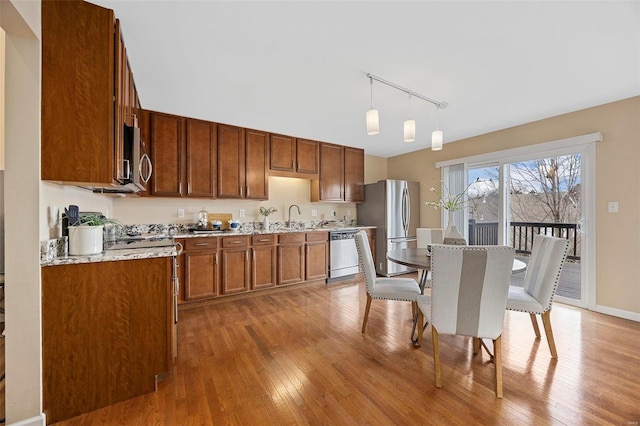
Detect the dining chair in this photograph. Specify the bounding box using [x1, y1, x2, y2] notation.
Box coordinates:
[416, 228, 443, 289]
[354, 230, 420, 334]
[506, 234, 570, 359]
[416, 244, 515, 398]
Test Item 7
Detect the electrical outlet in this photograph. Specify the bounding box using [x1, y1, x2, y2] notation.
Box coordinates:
[239, 209, 245, 217]
[311, 209, 318, 217]
[608, 201, 619, 213]
[177, 208, 185, 218]
[331, 210, 337, 217]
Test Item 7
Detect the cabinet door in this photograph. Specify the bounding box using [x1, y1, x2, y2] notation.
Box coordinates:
[245, 129, 269, 200]
[217, 124, 246, 198]
[186, 119, 217, 198]
[184, 250, 218, 300]
[221, 248, 250, 294]
[296, 139, 319, 174]
[344, 147, 365, 202]
[270, 134, 296, 172]
[150, 112, 184, 197]
[278, 244, 305, 285]
[318, 143, 345, 201]
[252, 245, 277, 290]
[306, 241, 328, 281]
[41, 0, 115, 185]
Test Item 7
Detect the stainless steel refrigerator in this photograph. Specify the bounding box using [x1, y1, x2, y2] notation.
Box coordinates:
[357, 179, 420, 276]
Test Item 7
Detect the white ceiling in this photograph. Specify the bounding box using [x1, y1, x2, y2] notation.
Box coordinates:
[93, 1, 640, 158]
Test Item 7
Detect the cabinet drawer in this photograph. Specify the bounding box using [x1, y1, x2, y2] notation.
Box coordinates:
[306, 231, 328, 242]
[185, 237, 218, 251]
[278, 233, 305, 244]
[222, 235, 249, 248]
[251, 234, 276, 246]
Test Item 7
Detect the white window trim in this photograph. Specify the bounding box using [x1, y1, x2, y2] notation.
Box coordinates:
[435, 132, 601, 310]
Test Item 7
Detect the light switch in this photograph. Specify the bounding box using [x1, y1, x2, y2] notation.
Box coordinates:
[239, 209, 245, 217]
[311, 209, 318, 217]
[607, 201, 619, 213]
[177, 208, 185, 218]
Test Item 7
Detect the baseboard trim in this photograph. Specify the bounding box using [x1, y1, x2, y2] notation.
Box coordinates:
[594, 305, 640, 322]
[10, 413, 46, 426]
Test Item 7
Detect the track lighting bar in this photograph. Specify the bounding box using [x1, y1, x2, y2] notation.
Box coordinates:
[366, 73, 448, 109]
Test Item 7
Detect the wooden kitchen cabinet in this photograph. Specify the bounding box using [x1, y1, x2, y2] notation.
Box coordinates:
[245, 129, 269, 200]
[220, 236, 251, 295]
[269, 135, 319, 178]
[311, 143, 344, 202]
[186, 119, 217, 198]
[149, 111, 184, 197]
[344, 147, 365, 202]
[42, 0, 116, 185]
[217, 124, 246, 198]
[305, 232, 328, 281]
[184, 238, 219, 300]
[251, 234, 277, 290]
[42, 257, 172, 424]
[311, 143, 365, 203]
[277, 233, 306, 285]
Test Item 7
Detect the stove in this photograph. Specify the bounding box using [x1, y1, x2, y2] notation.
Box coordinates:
[104, 235, 175, 250]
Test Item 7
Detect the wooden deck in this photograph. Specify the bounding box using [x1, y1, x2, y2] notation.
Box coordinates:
[52, 276, 640, 425]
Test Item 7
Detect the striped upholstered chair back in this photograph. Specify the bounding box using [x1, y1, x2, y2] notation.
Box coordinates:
[520, 234, 570, 313]
[430, 244, 515, 340]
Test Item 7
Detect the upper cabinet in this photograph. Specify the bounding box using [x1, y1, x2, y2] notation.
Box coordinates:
[311, 144, 364, 203]
[146, 110, 217, 198]
[42, 0, 139, 186]
[217, 125, 268, 200]
[269, 135, 319, 178]
[42, 0, 114, 185]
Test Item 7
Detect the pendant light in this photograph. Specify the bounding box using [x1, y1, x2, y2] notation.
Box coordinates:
[366, 76, 379, 135]
[403, 94, 415, 142]
[431, 129, 443, 151]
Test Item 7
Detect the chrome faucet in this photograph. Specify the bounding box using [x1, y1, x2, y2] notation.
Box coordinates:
[288, 204, 301, 228]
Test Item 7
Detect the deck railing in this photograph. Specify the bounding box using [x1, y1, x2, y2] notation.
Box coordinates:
[468, 220, 580, 260]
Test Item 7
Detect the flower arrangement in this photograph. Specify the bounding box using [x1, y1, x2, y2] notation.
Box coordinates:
[425, 178, 479, 212]
[259, 207, 278, 217]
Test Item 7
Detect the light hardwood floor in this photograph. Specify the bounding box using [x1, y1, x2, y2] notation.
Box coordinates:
[53, 275, 640, 425]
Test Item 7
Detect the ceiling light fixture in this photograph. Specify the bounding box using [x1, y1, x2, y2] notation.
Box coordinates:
[366, 76, 379, 135]
[365, 73, 448, 150]
[404, 94, 415, 143]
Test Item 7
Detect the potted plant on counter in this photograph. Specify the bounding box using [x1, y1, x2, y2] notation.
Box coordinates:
[259, 207, 277, 231]
[68, 214, 120, 255]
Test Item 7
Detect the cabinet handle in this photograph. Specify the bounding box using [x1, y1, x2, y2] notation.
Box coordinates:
[240, 186, 243, 197]
[179, 182, 182, 194]
[195, 243, 209, 246]
[122, 159, 131, 180]
[188, 182, 191, 194]
[229, 241, 241, 244]
[258, 239, 270, 242]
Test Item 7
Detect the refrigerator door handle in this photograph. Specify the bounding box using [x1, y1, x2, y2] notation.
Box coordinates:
[404, 187, 411, 234]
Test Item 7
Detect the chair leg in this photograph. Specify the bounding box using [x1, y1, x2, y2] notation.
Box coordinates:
[529, 313, 541, 338]
[541, 309, 558, 359]
[361, 294, 372, 333]
[494, 335, 503, 398]
[416, 310, 424, 348]
[432, 327, 441, 388]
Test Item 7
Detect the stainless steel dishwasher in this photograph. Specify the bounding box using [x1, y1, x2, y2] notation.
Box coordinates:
[328, 229, 360, 282]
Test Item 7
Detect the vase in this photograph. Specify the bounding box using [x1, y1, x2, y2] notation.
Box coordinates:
[263, 216, 270, 231]
[68, 225, 104, 255]
[443, 210, 466, 245]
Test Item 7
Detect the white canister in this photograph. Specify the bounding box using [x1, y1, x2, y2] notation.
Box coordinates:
[68, 225, 104, 255]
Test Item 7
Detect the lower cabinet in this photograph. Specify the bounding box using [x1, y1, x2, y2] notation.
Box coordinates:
[42, 257, 172, 424]
[251, 234, 277, 290]
[221, 235, 250, 294]
[184, 238, 219, 300]
[306, 231, 328, 281]
[277, 233, 306, 285]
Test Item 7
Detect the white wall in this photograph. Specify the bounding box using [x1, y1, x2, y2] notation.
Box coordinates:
[2, 0, 46, 423]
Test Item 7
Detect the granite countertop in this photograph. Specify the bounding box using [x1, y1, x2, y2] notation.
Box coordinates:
[172, 225, 376, 239]
[41, 245, 178, 267]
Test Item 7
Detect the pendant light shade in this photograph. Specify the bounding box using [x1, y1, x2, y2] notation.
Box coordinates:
[366, 109, 379, 135]
[432, 129, 443, 151]
[403, 119, 416, 142]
